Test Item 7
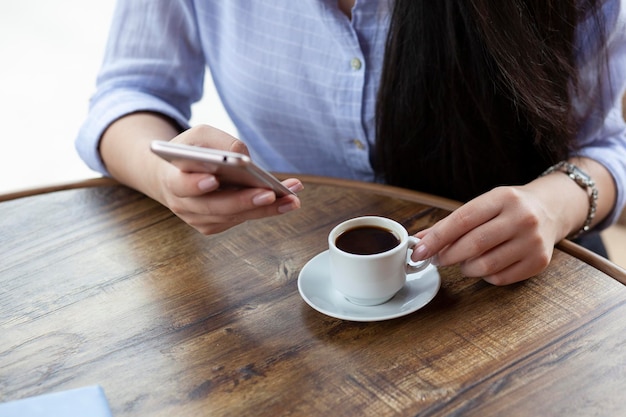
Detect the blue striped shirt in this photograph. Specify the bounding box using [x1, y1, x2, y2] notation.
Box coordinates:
[76, 0, 626, 227]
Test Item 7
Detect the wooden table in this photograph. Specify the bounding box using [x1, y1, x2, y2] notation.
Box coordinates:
[2, 175, 626, 416]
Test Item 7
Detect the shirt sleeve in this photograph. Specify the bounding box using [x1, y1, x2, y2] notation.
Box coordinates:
[575, 0, 626, 229]
[75, 0, 205, 175]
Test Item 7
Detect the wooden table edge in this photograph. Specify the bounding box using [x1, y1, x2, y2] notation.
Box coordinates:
[0, 177, 119, 202]
[557, 239, 626, 285]
[292, 173, 463, 211]
[3, 173, 624, 284]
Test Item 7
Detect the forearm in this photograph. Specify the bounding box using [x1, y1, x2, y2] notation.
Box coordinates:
[99, 112, 180, 204]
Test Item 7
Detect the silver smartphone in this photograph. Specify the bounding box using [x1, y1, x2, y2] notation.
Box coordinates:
[150, 141, 294, 197]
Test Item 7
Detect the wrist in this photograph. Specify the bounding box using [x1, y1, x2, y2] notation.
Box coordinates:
[539, 161, 598, 240]
[525, 171, 588, 242]
[100, 113, 180, 203]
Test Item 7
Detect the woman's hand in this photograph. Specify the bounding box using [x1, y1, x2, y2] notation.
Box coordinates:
[159, 166, 303, 235]
[409, 158, 615, 285]
[151, 125, 302, 234]
[100, 114, 303, 235]
[411, 186, 562, 285]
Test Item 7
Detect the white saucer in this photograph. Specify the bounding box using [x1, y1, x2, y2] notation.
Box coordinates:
[297, 251, 441, 322]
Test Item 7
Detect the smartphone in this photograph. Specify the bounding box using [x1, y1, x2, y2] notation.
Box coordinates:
[150, 141, 294, 197]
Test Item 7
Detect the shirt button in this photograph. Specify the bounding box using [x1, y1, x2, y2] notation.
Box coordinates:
[350, 57, 362, 71]
[352, 139, 366, 150]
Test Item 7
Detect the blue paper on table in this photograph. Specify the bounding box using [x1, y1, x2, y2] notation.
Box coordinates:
[0, 385, 112, 417]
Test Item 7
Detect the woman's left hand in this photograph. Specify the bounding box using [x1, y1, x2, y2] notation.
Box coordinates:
[411, 185, 570, 285]
[410, 157, 615, 285]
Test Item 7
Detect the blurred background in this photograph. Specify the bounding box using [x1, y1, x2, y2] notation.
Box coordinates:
[0, 1, 623, 266]
[0, 0, 235, 193]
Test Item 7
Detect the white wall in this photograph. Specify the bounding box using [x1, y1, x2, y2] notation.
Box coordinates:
[0, 0, 235, 194]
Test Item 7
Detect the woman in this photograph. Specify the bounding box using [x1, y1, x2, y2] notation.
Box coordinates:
[76, 0, 626, 285]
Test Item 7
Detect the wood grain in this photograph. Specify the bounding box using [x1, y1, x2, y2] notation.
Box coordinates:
[1, 177, 625, 416]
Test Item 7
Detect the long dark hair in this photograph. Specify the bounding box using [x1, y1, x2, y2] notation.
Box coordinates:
[375, 0, 606, 201]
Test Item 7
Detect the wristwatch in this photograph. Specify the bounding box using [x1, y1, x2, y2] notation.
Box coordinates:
[540, 161, 598, 239]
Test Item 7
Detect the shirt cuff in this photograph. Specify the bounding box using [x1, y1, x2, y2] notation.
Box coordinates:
[75, 90, 191, 176]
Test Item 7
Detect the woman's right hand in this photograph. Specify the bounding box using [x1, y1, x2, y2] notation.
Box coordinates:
[159, 126, 303, 234]
[100, 113, 303, 235]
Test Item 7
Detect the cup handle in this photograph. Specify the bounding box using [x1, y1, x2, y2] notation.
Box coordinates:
[406, 236, 431, 274]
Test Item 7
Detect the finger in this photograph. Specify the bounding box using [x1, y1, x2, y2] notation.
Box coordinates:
[458, 237, 552, 285]
[415, 228, 430, 239]
[457, 237, 522, 278]
[177, 193, 301, 235]
[411, 210, 500, 262]
[166, 169, 303, 203]
[173, 187, 272, 217]
[162, 162, 219, 198]
[168, 173, 302, 223]
[480, 254, 550, 286]
[411, 187, 526, 262]
[417, 200, 502, 258]
[432, 216, 516, 266]
[172, 124, 249, 155]
[176, 187, 300, 220]
[281, 178, 304, 194]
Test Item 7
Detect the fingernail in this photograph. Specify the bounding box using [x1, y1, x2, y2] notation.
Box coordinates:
[412, 243, 428, 260]
[198, 176, 218, 191]
[289, 183, 304, 193]
[431, 254, 440, 266]
[252, 191, 275, 206]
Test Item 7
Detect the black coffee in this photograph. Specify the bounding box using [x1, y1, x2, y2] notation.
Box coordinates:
[335, 226, 400, 255]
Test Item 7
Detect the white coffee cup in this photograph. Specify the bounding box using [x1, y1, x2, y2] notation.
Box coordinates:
[328, 216, 431, 306]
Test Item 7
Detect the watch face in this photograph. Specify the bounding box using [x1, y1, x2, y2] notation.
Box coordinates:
[570, 165, 592, 182]
[575, 168, 592, 182]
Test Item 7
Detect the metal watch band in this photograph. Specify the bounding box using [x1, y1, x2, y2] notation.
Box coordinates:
[540, 161, 598, 240]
